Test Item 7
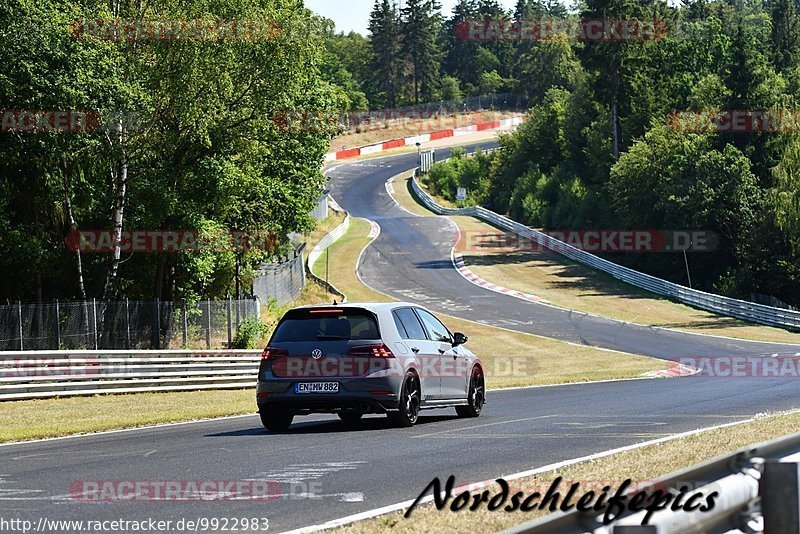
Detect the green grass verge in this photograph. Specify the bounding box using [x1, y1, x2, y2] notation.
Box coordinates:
[0, 389, 255, 443]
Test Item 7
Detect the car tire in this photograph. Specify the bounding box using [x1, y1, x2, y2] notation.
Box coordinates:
[388, 373, 420, 427]
[260, 410, 294, 431]
[456, 366, 485, 418]
[338, 412, 363, 425]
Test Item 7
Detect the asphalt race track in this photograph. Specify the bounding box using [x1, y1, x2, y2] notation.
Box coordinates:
[329, 142, 800, 360]
[2, 143, 800, 533]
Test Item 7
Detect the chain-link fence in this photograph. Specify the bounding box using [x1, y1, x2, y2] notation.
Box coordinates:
[253, 244, 306, 306]
[0, 298, 260, 351]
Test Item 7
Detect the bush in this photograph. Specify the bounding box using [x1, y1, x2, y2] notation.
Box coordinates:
[233, 317, 267, 349]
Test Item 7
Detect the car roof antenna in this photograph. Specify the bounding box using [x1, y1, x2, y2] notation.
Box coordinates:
[332, 299, 338, 305]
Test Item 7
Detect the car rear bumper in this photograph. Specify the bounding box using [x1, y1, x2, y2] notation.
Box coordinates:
[256, 376, 402, 415]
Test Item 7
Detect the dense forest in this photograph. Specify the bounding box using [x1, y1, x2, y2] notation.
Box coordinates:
[324, 0, 570, 110]
[3, 0, 800, 309]
[0, 0, 346, 303]
[381, 0, 800, 307]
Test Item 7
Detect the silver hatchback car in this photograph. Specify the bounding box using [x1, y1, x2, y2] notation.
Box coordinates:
[256, 302, 485, 431]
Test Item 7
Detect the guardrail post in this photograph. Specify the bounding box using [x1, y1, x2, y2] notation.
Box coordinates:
[761, 460, 800, 533]
[226, 295, 233, 348]
[55, 299, 61, 349]
[182, 299, 188, 349]
[124, 298, 131, 350]
[17, 301, 23, 351]
[153, 299, 161, 350]
[205, 300, 212, 349]
[92, 298, 98, 350]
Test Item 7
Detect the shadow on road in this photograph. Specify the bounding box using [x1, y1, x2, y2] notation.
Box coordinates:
[205, 414, 460, 437]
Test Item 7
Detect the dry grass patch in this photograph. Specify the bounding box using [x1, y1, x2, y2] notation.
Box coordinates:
[394, 175, 800, 345]
[336, 410, 800, 533]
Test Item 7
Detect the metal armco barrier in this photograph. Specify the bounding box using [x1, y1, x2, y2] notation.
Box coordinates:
[0, 349, 260, 401]
[410, 176, 800, 331]
[418, 149, 435, 174]
[306, 211, 349, 302]
[503, 431, 800, 533]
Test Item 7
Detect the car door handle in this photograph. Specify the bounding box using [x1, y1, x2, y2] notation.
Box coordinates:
[411, 347, 420, 354]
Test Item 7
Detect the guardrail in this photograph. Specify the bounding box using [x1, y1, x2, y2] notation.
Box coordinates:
[306, 208, 349, 303]
[504, 430, 800, 533]
[410, 176, 800, 331]
[0, 349, 260, 401]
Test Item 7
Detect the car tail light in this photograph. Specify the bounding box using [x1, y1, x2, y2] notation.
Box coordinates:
[261, 347, 288, 360]
[348, 343, 395, 358]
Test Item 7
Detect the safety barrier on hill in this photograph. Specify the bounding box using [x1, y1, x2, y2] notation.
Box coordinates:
[306, 211, 349, 303]
[324, 117, 523, 162]
[410, 176, 800, 332]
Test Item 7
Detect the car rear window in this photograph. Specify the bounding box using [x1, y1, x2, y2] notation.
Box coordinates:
[271, 308, 380, 342]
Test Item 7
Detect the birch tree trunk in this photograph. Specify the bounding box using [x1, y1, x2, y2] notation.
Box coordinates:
[102, 144, 127, 298]
[64, 179, 87, 300]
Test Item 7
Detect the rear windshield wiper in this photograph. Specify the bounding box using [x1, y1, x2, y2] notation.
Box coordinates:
[316, 335, 350, 340]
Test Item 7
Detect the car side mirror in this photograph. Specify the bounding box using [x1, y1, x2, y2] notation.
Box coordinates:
[452, 332, 468, 346]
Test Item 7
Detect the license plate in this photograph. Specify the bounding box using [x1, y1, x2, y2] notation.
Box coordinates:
[295, 382, 339, 394]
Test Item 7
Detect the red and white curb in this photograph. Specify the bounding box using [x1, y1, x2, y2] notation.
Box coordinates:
[643, 362, 701, 378]
[324, 116, 523, 163]
[452, 253, 547, 304]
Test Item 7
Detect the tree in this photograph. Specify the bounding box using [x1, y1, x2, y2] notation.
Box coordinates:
[368, 0, 403, 108]
[443, 0, 480, 89]
[771, 0, 800, 72]
[401, 0, 443, 104]
[773, 136, 800, 254]
[0, 0, 345, 302]
[515, 39, 582, 103]
[325, 29, 371, 109]
[608, 124, 762, 286]
[476, 0, 515, 78]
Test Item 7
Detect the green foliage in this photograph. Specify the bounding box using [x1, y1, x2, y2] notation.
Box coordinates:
[232, 317, 267, 349]
[0, 0, 345, 301]
[417, 0, 800, 305]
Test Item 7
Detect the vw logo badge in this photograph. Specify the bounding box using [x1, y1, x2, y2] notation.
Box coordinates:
[311, 349, 323, 359]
